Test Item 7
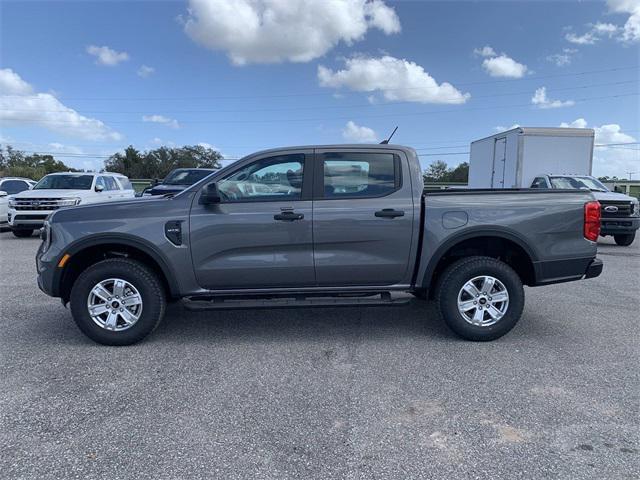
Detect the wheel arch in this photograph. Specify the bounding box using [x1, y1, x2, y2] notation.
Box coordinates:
[55, 234, 180, 303]
[419, 228, 538, 295]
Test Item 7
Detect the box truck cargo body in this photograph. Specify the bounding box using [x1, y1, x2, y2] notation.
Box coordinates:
[468, 127, 595, 189]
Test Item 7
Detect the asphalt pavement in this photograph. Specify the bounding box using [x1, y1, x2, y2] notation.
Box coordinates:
[0, 233, 638, 479]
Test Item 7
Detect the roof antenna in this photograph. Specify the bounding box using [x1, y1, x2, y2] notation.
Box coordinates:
[380, 126, 398, 144]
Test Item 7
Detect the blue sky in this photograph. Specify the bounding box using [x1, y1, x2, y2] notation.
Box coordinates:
[1, 0, 638, 177]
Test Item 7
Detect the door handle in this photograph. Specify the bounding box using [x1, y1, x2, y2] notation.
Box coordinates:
[274, 211, 304, 221]
[375, 209, 404, 218]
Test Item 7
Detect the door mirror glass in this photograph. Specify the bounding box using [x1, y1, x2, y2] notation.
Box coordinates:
[199, 182, 221, 205]
[95, 184, 104, 192]
[0, 190, 7, 198]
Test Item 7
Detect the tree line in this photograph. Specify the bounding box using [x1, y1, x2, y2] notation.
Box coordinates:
[423, 160, 469, 183]
[0, 144, 223, 180]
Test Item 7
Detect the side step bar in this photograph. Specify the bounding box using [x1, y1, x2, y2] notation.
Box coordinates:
[182, 292, 413, 311]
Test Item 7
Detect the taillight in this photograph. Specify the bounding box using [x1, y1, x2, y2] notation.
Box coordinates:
[584, 201, 601, 242]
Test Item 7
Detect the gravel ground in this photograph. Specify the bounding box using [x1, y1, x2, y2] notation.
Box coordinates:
[0, 232, 638, 480]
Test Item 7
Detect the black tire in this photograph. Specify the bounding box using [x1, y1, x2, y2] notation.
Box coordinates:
[70, 258, 166, 346]
[614, 232, 635, 246]
[12, 229, 33, 238]
[436, 256, 524, 341]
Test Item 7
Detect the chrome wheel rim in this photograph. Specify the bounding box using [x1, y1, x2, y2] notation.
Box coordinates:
[457, 275, 509, 327]
[87, 278, 143, 331]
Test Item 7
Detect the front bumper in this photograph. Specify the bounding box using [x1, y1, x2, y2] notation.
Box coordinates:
[8, 210, 48, 230]
[600, 217, 640, 235]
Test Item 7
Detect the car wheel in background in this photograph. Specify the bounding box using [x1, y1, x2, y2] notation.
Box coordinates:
[70, 258, 166, 346]
[614, 233, 635, 246]
[12, 229, 34, 238]
[436, 256, 524, 341]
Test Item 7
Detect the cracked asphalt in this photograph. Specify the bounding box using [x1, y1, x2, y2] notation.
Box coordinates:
[0, 233, 638, 479]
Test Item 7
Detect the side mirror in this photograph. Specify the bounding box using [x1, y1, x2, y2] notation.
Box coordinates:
[199, 183, 221, 205]
[0, 191, 7, 198]
[95, 184, 104, 192]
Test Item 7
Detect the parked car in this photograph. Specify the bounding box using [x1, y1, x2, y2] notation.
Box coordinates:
[0, 177, 37, 227]
[36, 145, 602, 345]
[530, 174, 639, 246]
[9, 172, 135, 237]
[139, 168, 217, 197]
[469, 127, 639, 246]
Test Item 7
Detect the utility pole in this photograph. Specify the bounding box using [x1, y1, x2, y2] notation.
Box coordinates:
[626, 171, 636, 181]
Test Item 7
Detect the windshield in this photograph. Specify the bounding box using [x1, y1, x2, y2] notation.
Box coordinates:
[163, 169, 213, 186]
[34, 174, 94, 190]
[549, 176, 609, 192]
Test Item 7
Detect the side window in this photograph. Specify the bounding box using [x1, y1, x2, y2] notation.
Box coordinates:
[117, 177, 134, 190]
[217, 154, 305, 202]
[95, 176, 106, 191]
[531, 177, 548, 189]
[321, 152, 399, 198]
[1, 180, 30, 194]
[104, 176, 120, 191]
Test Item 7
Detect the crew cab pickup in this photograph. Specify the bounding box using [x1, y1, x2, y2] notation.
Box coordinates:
[36, 145, 603, 345]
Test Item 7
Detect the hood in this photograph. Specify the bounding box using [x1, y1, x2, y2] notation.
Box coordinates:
[11, 189, 92, 198]
[144, 183, 188, 195]
[591, 191, 637, 202]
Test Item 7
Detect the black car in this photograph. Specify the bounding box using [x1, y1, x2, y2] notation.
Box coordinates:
[140, 168, 217, 196]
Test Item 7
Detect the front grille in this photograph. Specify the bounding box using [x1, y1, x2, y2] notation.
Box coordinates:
[12, 198, 63, 211]
[600, 200, 633, 218]
[14, 214, 48, 221]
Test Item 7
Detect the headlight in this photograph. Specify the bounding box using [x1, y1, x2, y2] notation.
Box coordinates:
[40, 220, 52, 253]
[8, 198, 17, 208]
[633, 201, 639, 217]
[57, 197, 82, 207]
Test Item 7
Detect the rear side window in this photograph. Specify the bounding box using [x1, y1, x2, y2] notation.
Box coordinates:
[104, 176, 120, 191]
[1, 180, 30, 194]
[530, 177, 548, 189]
[116, 177, 134, 190]
[321, 152, 400, 199]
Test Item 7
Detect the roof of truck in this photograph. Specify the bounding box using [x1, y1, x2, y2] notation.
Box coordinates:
[472, 127, 595, 144]
[243, 144, 417, 158]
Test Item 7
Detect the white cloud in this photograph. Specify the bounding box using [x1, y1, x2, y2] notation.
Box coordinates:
[142, 114, 180, 129]
[546, 48, 578, 67]
[560, 118, 639, 177]
[494, 124, 520, 132]
[481, 54, 528, 78]
[182, 0, 400, 65]
[318, 55, 470, 104]
[592, 22, 620, 36]
[86, 45, 130, 66]
[342, 121, 377, 143]
[48, 142, 84, 155]
[531, 87, 575, 109]
[473, 46, 496, 57]
[137, 65, 155, 78]
[565, 31, 598, 45]
[0, 68, 122, 142]
[607, 0, 640, 42]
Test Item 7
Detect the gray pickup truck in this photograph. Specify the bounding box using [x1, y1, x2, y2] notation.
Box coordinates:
[36, 145, 603, 345]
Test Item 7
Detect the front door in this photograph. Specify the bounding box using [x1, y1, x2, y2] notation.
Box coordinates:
[190, 151, 315, 290]
[312, 149, 415, 286]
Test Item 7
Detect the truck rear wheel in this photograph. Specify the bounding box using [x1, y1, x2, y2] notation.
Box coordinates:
[436, 256, 524, 341]
[614, 232, 635, 246]
[12, 229, 34, 238]
[69, 258, 166, 346]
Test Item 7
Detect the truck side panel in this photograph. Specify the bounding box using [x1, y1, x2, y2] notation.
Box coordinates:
[415, 190, 597, 290]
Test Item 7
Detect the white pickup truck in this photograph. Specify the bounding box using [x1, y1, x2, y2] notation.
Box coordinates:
[8, 171, 135, 237]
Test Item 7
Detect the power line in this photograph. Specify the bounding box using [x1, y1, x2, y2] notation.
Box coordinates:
[2, 65, 636, 102]
[4, 79, 637, 115]
[5, 91, 638, 125]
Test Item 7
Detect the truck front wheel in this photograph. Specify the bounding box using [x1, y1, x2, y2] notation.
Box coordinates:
[69, 258, 166, 346]
[614, 232, 635, 246]
[436, 256, 524, 341]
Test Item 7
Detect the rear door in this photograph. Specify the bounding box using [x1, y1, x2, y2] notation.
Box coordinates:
[491, 137, 507, 188]
[190, 150, 315, 290]
[312, 149, 414, 286]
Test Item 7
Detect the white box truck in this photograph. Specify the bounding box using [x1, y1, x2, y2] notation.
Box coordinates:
[468, 127, 639, 246]
[468, 127, 594, 189]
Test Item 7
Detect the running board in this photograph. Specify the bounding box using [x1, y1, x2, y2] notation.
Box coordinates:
[182, 292, 413, 311]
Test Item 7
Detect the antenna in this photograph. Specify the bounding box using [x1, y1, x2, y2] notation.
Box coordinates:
[380, 126, 398, 145]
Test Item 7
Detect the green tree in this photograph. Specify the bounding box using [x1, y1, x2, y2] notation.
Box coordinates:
[423, 160, 449, 182]
[104, 144, 223, 179]
[0, 145, 75, 180]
